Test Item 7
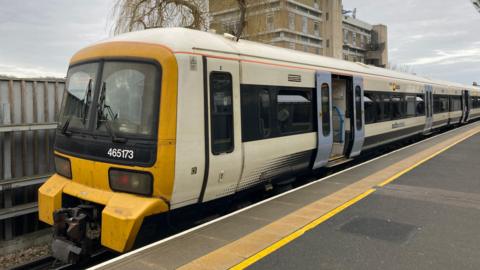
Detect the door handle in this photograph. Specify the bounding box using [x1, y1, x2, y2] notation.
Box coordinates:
[218, 170, 225, 182]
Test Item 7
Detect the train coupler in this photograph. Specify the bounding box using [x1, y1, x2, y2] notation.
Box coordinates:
[52, 205, 101, 263]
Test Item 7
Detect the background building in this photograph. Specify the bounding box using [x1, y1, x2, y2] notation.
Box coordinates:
[209, 0, 388, 67]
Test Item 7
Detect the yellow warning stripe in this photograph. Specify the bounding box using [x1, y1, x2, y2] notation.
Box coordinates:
[378, 128, 479, 187]
[230, 189, 375, 270]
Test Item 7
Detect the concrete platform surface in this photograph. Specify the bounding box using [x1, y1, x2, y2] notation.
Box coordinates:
[250, 133, 480, 270]
[91, 122, 480, 270]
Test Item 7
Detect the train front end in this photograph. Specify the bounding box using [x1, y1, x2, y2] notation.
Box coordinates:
[38, 40, 178, 263]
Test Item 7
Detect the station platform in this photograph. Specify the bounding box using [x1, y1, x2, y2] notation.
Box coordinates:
[92, 122, 480, 270]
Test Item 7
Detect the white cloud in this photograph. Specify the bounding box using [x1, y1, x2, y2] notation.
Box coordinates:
[0, 64, 65, 79]
[344, 0, 480, 84]
[407, 47, 480, 66]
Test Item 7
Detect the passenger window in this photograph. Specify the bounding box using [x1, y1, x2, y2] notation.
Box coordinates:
[321, 83, 330, 136]
[277, 90, 313, 134]
[406, 95, 416, 117]
[364, 93, 376, 124]
[440, 96, 449, 113]
[380, 94, 390, 121]
[355, 86, 362, 130]
[391, 95, 402, 119]
[258, 89, 271, 137]
[210, 72, 234, 155]
[416, 95, 425, 116]
[433, 95, 440, 113]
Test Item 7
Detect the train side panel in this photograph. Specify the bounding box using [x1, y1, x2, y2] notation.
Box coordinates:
[170, 54, 206, 209]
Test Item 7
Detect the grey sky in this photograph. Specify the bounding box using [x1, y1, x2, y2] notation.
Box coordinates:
[0, 0, 114, 78]
[0, 0, 479, 85]
[343, 0, 480, 84]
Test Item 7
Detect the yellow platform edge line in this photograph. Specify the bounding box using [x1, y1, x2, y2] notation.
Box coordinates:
[230, 188, 376, 270]
[378, 129, 480, 187]
[231, 127, 480, 270]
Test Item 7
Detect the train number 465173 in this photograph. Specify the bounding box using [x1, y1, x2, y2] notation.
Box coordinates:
[107, 148, 134, 159]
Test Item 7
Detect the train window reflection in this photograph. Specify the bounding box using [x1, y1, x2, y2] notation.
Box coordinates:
[60, 62, 99, 130]
[210, 72, 234, 154]
[277, 90, 313, 134]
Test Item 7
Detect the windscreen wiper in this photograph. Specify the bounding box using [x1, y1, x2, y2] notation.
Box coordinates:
[61, 79, 92, 136]
[82, 79, 93, 125]
[61, 115, 72, 136]
[97, 82, 127, 143]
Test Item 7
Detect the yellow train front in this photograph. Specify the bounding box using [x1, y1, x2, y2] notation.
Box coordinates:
[38, 36, 178, 263]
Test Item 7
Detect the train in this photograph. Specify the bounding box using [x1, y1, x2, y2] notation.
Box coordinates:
[38, 28, 480, 263]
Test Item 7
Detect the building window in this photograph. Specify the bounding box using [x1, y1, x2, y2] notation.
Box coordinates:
[266, 14, 274, 31]
[343, 30, 348, 43]
[352, 32, 357, 45]
[314, 22, 320, 36]
[316, 47, 320, 54]
[360, 35, 365, 47]
[314, 0, 319, 9]
[289, 13, 295, 30]
[302, 17, 308, 33]
[303, 44, 308, 52]
[289, 42, 295, 50]
[326, 39, 330, 48]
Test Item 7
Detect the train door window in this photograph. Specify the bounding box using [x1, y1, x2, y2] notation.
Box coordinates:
[210, 72, 234, 155]
[277, 89, 313, 135]
[364, 92, 376, 124]
[406, 95, 416, 117]
[416, 95, 425, 116]
[321, 83, 331, 136]
[258, 89, 271, 137]
[355, 86, 362, 130]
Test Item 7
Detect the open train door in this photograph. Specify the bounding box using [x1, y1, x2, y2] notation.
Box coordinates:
[349, 76, 365, 158]
[424, 85, 433, 133]
[313, 71, 333, 169]
[462, 90, 471, 123]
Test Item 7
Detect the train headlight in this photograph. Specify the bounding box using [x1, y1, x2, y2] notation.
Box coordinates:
[109, 169, 153, 196]
[54, 155, 72, 179]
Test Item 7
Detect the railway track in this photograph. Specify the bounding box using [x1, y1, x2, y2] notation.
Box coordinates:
[9, 250, 115, 270]
[9, 256, 64, 270]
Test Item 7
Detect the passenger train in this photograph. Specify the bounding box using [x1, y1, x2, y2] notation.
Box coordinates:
[38, 28, 480, 262]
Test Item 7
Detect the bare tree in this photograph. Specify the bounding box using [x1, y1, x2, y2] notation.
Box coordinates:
[112, 0, 208, 35]
[388, 61, 415, 75]
[210, 0, 270, 40]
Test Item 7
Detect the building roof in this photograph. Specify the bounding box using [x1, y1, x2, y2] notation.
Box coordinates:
[91, 28, 477, 90]
[343, 16, 373, 31]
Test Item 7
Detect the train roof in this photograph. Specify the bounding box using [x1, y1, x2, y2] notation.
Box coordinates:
[95, 28, 479, 91]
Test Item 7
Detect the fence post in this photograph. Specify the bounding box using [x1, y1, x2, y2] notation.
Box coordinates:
[1, 103, 13, 240]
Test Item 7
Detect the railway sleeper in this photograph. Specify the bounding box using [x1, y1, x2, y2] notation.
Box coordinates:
[52, 205, 101, 264]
